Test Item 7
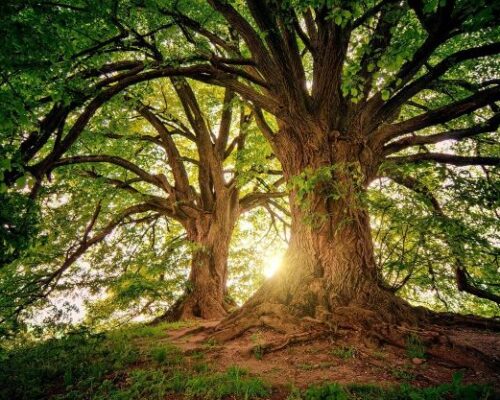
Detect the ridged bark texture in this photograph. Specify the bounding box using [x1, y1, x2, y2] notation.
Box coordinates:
[169, 191, 239, 320]
[214, 129, 415, 339]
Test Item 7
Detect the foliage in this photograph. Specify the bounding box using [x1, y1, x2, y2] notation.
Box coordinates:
[0, 322, 269, 400]
[183, 365, 269, 399]
[250, 332, 265, 360]
[368, 169, 499, 316]
[0, 192, 40, 266]
[406, 334, 426, 360]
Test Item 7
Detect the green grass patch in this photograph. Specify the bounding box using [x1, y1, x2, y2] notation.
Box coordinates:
[0, 325, 269, 400]
[288, 373, 493, 400]
[330, 345, 357, 360]
[184, 365, 269, 399]
[406, 333, 426, 359]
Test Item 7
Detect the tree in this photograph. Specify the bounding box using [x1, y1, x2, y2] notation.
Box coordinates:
[1, 0, 499, 340]
[141, 0, 500, 340]
[5, 79, 284, 325]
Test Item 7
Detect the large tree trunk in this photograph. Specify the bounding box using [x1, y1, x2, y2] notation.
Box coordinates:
[214, 129, 418, 339]
[164, 191, 239, 321]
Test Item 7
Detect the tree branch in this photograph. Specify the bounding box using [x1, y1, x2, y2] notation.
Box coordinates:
[239, 191, 285, 213]
[378, 42, 500, 124]
[377, 85, 500, 143]
[387, 153, 500, 166]
[47, 155, 167, 189]
[383, 113, 500, 155]
[137, 105, 192, 197]
[386, 171, 500, 304]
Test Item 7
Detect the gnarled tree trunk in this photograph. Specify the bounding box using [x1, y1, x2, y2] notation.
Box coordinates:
[165, 191, 239, 321]
[215, 128, 418, 339]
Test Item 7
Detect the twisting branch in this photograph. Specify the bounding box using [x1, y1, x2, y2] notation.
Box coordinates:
[377, 42, 500, 125]
[137, 105, 192, 197]
[47, 155, 167, 189]
[352, 0, 396, 29]
[239, 191, 286, 213]
[80, 170, 145, 195]
[207, 0, 278, 83]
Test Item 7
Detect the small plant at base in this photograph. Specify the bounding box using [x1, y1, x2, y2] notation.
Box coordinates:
[204, 337, 219, 348]
[390, 365, 415, 382]
[304, 383, 348, 400]
[330, 345, 357, 360]
[406, 333, 426, 359]
[250, 332, 264, 360]
[193, 362, 211, 373]
[150, 346, 168, 364]
[149, 344, 183, 366]
[286, 385, 303, 400]
[184, 365, 269, 399]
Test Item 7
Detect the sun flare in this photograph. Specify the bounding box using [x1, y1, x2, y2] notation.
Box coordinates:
[264, 252, 284, 278]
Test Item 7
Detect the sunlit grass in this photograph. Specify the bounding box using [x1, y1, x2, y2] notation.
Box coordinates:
[0, 323, 493, 400]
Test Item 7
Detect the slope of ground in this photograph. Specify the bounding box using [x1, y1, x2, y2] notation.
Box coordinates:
[0, 320, 498, 400]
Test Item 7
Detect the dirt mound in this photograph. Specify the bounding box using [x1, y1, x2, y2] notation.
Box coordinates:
[166, 320, 500, 390]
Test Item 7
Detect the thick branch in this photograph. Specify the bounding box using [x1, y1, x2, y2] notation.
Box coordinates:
[387, 153, 500, 166]
[137, 105, 192, 197]
[208, 0, 277, 82]
[377, 85, 500, 143]
[47, 155, 167, 189]
[378, 42, 500, 124]
[383, 113, 500, 155]
[239, 191, 285, 213]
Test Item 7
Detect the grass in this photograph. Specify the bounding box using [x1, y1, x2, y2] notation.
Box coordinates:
[406, 333, 426, 359]
[389, 365, 417, 382]
[184, 365, 269, 399]
[288, 374, 493, 400]
[250, 332, 264, 360]
[149, 343, 183, 365]
[330, 345, 357, 360]
[0, 324, 493, 400]
[0, 322, 268, 400]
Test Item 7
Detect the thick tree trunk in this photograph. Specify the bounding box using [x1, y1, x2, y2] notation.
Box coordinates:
[238, 191, 411, 322]
[163, 192, 239, 321]
[215, 130, 418, 339]
[178, 221, 234, 320]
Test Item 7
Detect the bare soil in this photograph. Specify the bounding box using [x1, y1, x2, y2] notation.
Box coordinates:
[166, 320, 500, 393]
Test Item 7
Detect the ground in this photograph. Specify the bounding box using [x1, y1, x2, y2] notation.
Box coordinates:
[167, 320, 500, 391]
[1, 319, 499, 400]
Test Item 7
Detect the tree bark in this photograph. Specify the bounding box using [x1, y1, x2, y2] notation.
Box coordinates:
[215, 128, 417, 339]
[164, 190, 239, 321]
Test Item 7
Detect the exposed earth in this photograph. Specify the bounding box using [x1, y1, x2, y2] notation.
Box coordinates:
[162, 319, 500, 397]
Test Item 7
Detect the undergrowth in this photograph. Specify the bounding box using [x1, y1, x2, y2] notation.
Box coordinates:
[0, 323, 493, 400]
[291, 374, 493, 400]
[0, 322, 268, 400]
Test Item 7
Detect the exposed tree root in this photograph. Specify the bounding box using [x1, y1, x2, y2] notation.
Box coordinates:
[207, 299, 500, 371]
[151, 293, 235, 324]
[260, 330, 332, 354]
[427, 311, 500, 332]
